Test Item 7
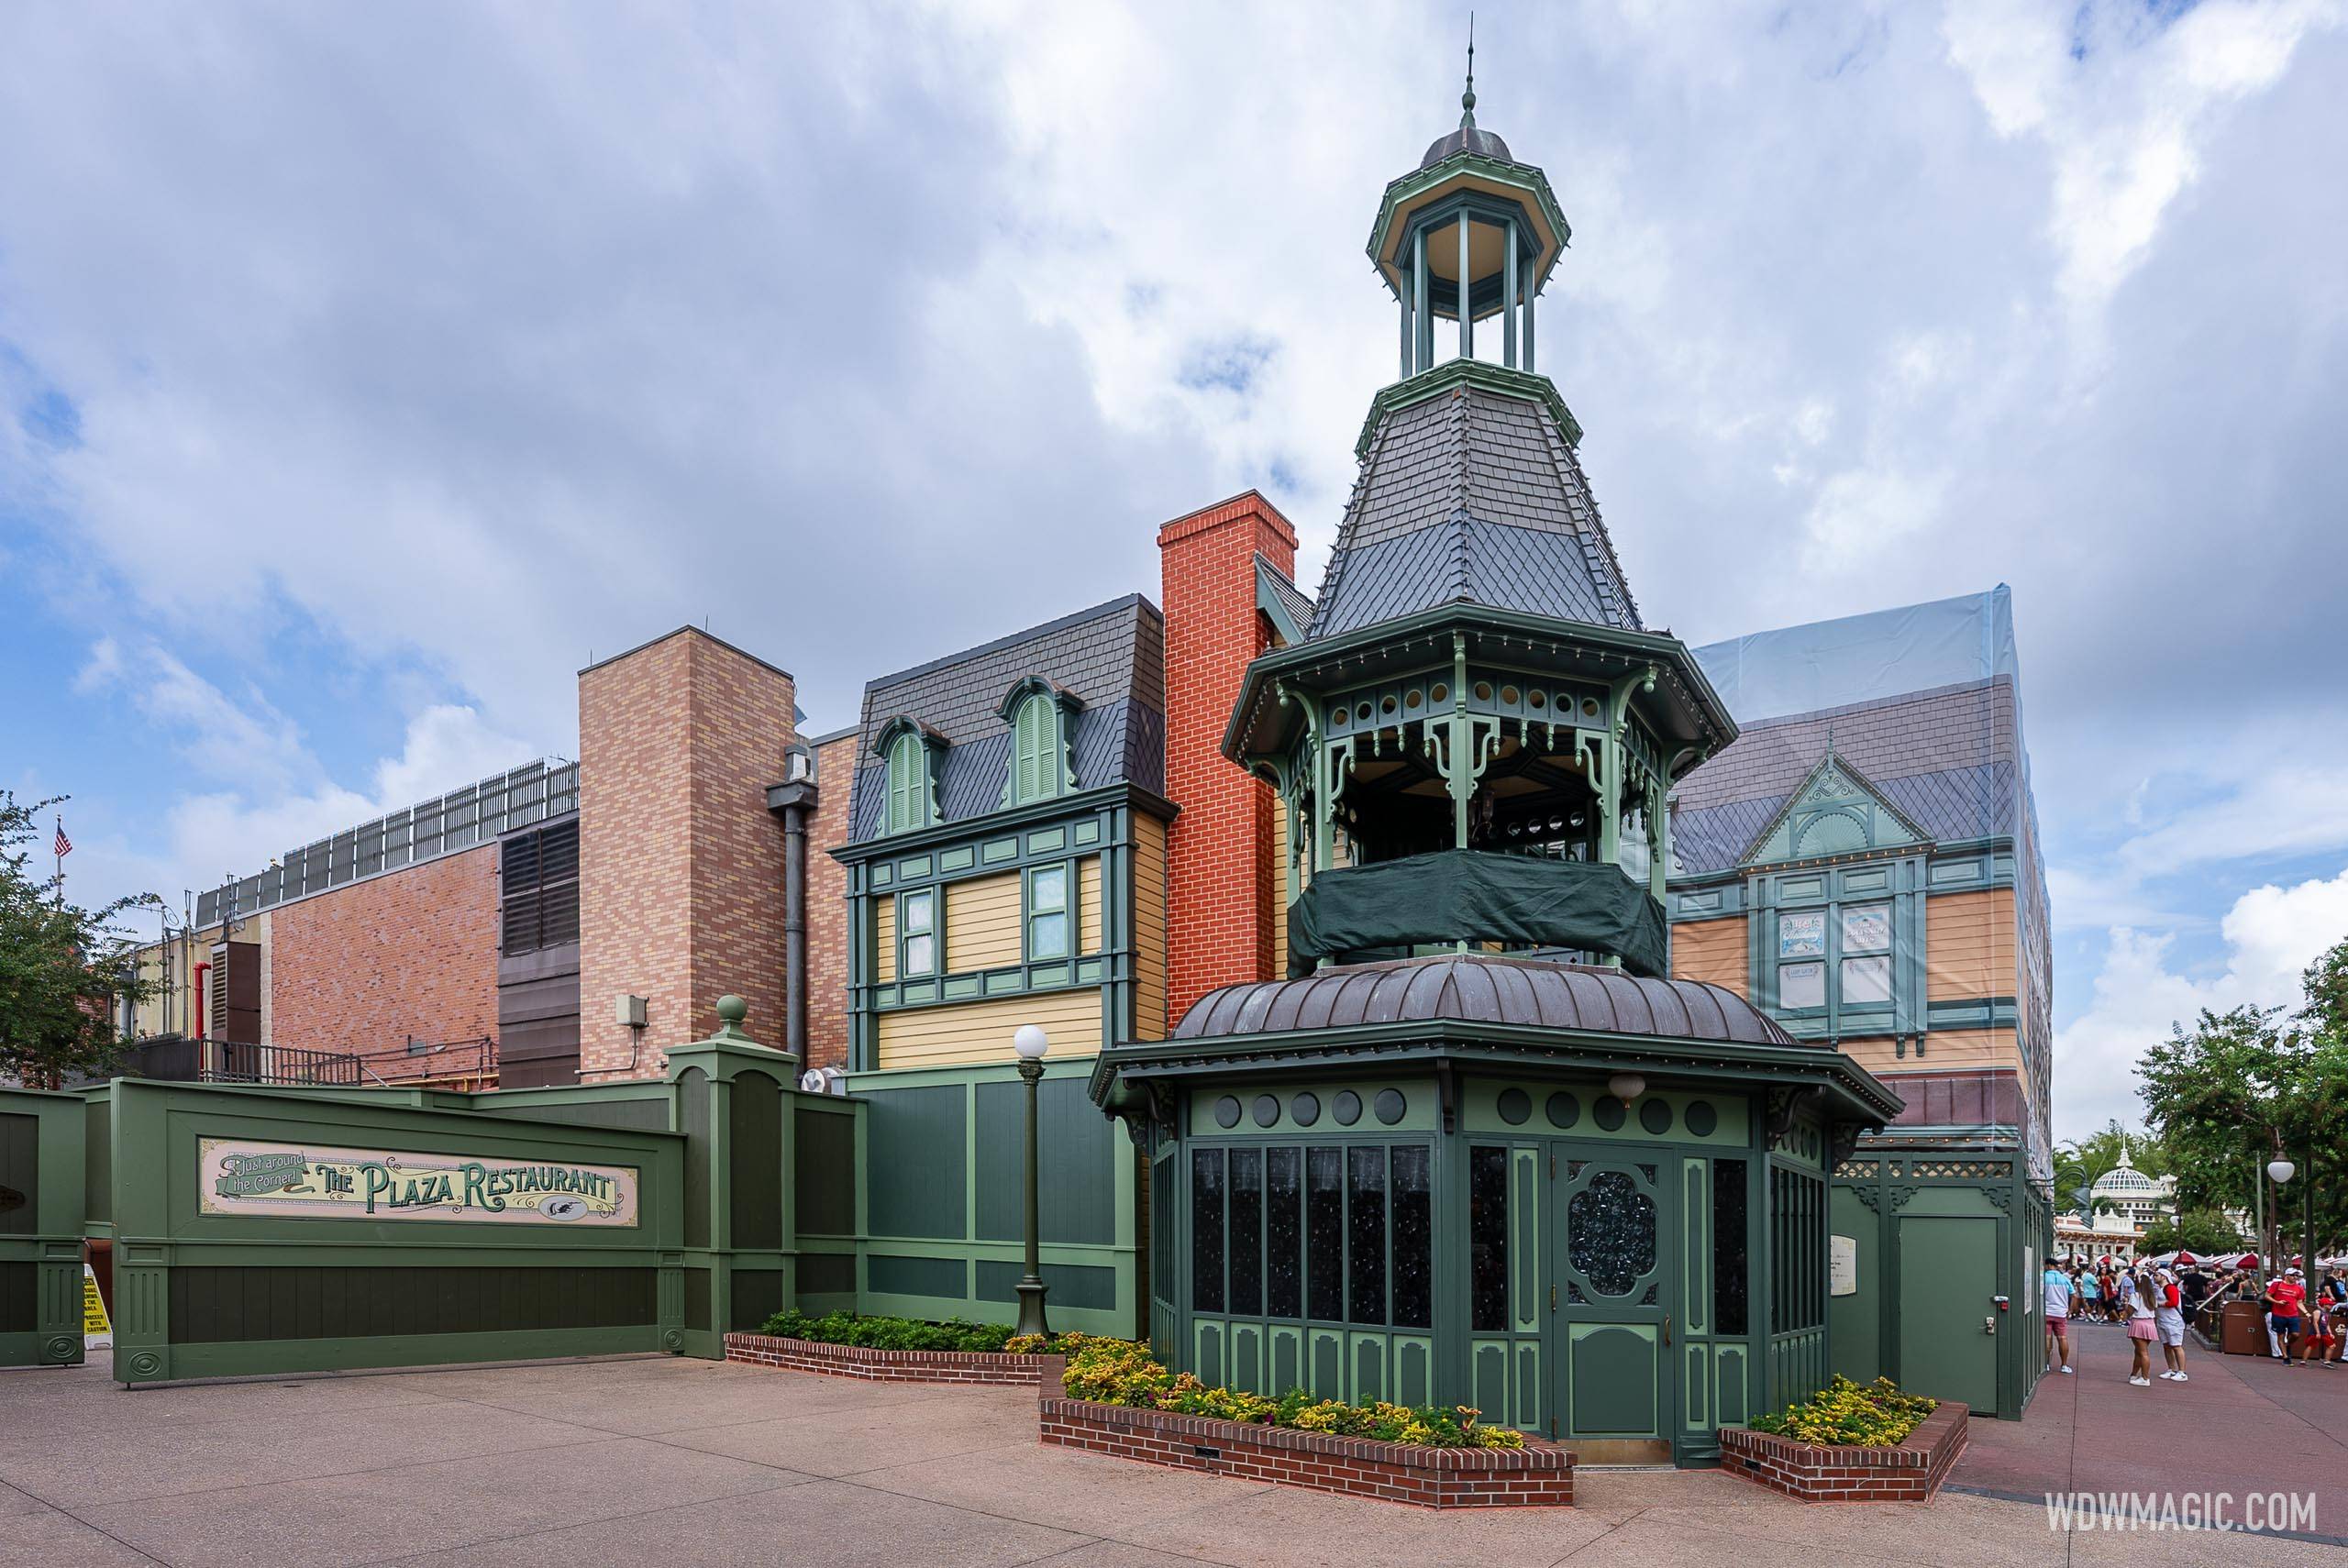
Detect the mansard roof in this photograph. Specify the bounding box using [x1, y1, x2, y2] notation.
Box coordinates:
[847, 594, 1166, 842]
[1307, 360, 1640, 644]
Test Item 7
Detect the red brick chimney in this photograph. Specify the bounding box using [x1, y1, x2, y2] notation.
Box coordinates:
[1157, 490, 1300, 1032]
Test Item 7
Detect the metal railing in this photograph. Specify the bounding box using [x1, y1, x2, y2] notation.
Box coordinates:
[374, 1035, 497, 1084]
[113, 1033, 498, 1089]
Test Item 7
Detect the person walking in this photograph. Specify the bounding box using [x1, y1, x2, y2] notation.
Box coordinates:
[2265, 1267, 2308, 1364]
[2043, 1259, 2075, 1375]
[2080, 1266, 2102, 1324]
[2154, 1267, 2188, 1381]
[2125, 1267, 2159, 1386]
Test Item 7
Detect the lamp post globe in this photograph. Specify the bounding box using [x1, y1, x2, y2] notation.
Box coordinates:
[2270, 1159, 2297, 1186]
[1013, 1025, 1051, 1337]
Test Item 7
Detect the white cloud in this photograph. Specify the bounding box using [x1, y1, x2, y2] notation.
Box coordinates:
[2052, 867, 2348, 1139]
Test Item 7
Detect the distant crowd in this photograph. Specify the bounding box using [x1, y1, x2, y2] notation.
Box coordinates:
[2043, 1258, 2348, 1387]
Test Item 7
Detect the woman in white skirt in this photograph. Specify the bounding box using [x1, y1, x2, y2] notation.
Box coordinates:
[2154, 1267, 2188, 1381]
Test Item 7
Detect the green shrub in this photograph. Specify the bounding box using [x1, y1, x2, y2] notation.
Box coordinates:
[1058, 1337, 1524, 1449]
[754, 1309, 1104, 1356]
[1745, 1375, 1936, 1446]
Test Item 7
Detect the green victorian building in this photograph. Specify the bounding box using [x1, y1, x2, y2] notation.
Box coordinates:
[1089, 83, 1905, 1463]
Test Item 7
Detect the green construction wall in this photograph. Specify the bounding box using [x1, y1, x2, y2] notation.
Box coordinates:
[0, 1090, 87, 1369]
[847, 1058, 1138, 1338]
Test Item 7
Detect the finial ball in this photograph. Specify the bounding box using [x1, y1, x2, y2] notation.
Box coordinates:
[716, 994, 748, 1025]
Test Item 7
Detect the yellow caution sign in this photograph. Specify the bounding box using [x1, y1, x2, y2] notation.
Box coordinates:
[82, 1264, 112, 1348]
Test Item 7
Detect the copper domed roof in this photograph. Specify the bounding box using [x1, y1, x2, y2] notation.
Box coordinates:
[1421, 123, 1512, 168]
[1172, 954, 1800, 1048]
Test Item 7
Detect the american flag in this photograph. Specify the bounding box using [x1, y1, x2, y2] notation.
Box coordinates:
[53, 821, 71, 858]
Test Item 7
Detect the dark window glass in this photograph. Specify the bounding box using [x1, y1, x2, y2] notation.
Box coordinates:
[1347, 1146, 1388, 1325]
[1151, 1154, 1174, 1305]
[1266, 1148, 1301, 1318]
[1390, 1145, 1432, 1329]
[1229, 1149, 1264, 1316]
[1567, 1170, 1657, 1297]
[1191, 1149, 1225, 1314]
[1470, 1145, 1510, 1331]
[1712, 1157, 1748, 1336]
[1306, 1146, 1344, 1320]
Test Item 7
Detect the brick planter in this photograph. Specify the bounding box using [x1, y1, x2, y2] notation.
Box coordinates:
[723, 1333, 1049, 1386]
[1719, 1400, 1968, 1502]
[1036, 1365, 1572, 1508]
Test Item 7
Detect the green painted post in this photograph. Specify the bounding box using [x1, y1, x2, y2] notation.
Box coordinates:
[1502, 218, 1518, 369]
[1523, 279, 1535, 372]
[1456, 212, 1471, 359]
[1015, 1035, 1051, 1336]
[1413, 226, 1430, 371]
[1450, 632, 1472, 853]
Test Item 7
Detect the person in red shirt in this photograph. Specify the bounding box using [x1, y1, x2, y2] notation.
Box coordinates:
[2267, 1269, 2308, 1363]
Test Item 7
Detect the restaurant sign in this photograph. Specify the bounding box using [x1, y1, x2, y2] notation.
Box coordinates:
[197, 1138, 638, 1227]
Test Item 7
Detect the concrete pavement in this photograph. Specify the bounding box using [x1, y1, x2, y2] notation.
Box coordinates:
[0, 1347, 2341, 1567]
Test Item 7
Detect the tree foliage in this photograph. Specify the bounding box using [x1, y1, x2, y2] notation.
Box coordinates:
[2136, 1208, 2244, 1259]
[0, 792, 154, 1088]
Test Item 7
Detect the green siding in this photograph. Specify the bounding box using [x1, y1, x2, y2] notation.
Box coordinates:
[168, 1264, 656, 1343]
[865, 1086, 967, 1239]
[729, 1069, 785, 1251]
[975, 1077, 1113, 1245]
[976, 1259, 1115, 1310]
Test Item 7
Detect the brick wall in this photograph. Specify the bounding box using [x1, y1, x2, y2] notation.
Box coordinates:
[1158, 491, 1299, 1031]
[803, 733, 859, 1071]
[725, 1333, 1046, 1386]
[267, 845, 500, 1064]
[1719, 1400, 1968, 1502]
[578, 628, 796, 1078]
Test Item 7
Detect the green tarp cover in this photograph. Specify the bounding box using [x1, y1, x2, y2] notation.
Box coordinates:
[1287, 850, 1669, 978]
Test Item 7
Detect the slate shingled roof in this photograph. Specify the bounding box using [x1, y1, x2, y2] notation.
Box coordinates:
[1669, 679, 2022, 875]
[1309, 381, 1642, 641]
[848, 596, 1165, 842]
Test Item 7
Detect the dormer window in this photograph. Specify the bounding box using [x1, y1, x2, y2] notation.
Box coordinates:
[875, 717, 945, 834]
[1000, 678, 1080, 808]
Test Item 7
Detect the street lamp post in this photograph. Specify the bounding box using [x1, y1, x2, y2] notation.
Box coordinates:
[1013, 1024, 1051, 1337]
[2270, 1157, 2297, 1274]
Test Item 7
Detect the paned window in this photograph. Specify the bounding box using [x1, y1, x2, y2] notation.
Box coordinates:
[1469, 1145, 1510, 1331]
[1712, 1158, 1749, 1336]
[1776, 901, 1895, 1024]
[899, 889, 937, 977]
[1191, 1150, 1226, 1314]
[1191, 1143, 1431, 1330]
[1026, 865, 1069, 959]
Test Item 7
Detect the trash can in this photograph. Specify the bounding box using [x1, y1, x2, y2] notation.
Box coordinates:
[2221, 1300, 2266, 1355]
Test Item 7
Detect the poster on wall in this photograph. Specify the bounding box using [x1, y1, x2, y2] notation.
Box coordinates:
[197, 1138, 639, 1227]
[1830, 1233, 1858, 1297]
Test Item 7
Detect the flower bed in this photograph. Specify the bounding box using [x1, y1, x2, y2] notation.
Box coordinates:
[1036, 1341, 1571, 1508]
[724, 1311, 1103, 1387]
[1720, 1386, 1969, 1503]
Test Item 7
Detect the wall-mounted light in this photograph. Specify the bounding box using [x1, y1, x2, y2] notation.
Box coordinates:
[1607, 1072, 1646, 1105]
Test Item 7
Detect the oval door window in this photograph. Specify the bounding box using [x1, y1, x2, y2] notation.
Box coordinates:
[1567, 1169, 1657, 1296]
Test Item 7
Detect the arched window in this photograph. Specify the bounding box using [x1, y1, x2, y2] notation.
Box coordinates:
[877, 719, 941, 834]
[999, 679, 1079, 807]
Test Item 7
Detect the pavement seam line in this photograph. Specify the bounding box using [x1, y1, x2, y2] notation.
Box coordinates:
[347, 1475, 816, 1568]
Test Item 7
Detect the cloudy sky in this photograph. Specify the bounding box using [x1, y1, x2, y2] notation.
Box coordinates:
[4, 1, 2344, 1140]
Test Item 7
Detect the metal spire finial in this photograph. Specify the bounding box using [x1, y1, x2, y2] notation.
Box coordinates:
[1460, 12, 1478, 127]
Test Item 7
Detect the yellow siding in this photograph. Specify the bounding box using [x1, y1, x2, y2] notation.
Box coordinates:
[875, 988, 1104, 1071]
[1670, 916, 1749, 996]
[1132, 814, 1168, 1042]
[946, 872, 1023, 973]
[1270, 796, 1290, 980]
[874, 894, 896, 983]
[1926, 889, 2017, 1001]
[1838, 1026, 2021, 1078]
[1080, 856, 1102, 954]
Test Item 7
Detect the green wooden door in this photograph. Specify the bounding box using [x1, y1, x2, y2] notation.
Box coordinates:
[1896, 1215, 1999, 1411]
[1550, 1148, 1676, 1461]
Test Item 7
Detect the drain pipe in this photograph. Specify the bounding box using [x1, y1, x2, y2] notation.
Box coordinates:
[766, 751, 819, 1060]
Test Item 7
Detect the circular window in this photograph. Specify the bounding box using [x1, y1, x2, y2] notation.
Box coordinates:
[1380, 695, 1398, 715]
[1404, 690, 1423, 711]
[1329, 707, 1347, 729]
[1332, 1090, 1363, 1126]
[1431, 683, 1448, 704]
[1290, 1092, 1322, 1128]
[1497, 1088, 1532, 1125]
[1374, 1088, 1407, 1125]
[1357, 702, 1372, 722]
[1213, 1096, 1242, 1130]
[1639, 1099, 1673, 1135]
[1581, 697, 1600, 718]
[1474, 681, 1493, 702]
[1528, 690, 1546, 710]
[1685, 1100, 1718, 1137]
[1546, 1092, 1580, 1129]
[1500, 685, 1521, 705]
[1253, 1094, 1281, 1129]
[1593, 1097, 1626, 1132]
